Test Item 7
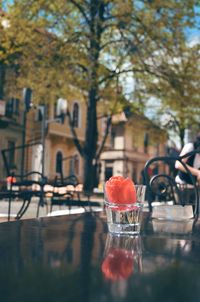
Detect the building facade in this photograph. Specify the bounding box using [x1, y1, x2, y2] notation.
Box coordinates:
[0, 94, 167, 188]
[100, 112, 167, 185]
[24, 94, 111, 184]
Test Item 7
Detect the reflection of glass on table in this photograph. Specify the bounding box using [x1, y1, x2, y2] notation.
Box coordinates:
[101, 233, 143, 281]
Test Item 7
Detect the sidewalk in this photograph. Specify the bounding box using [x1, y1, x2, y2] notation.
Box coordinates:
[0, 198, 48, 222]
[0, 196, 104, 223]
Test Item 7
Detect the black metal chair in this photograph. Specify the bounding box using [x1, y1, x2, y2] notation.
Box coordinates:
[50, 175, 101, 213]
[1, 143, 49, 220]
[143, 149, 199, 218]
[50, 174, 78, 212]
[7, 171, 47, 220]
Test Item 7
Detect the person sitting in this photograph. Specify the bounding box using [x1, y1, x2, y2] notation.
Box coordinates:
[175, 133, 200, 186]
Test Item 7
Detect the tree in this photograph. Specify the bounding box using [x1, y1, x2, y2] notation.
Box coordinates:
[133, 40, 200, 146]
[128, 2, 200, 146]
[3, 0, 199, 190]
[0, 8, 16, 99]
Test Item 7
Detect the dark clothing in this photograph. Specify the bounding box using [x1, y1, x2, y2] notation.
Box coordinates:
[178, 150, 196, 185]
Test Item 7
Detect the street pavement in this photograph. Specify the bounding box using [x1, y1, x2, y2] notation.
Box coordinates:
[0, 196, 104, 223]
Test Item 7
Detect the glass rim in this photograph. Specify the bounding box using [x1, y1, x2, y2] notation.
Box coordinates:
[104, 200, 143, 207]
[104, 184, 146, 190]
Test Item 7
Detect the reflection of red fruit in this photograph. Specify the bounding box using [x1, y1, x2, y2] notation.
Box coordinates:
[101, 248, 134, 281]
[105, 176, 136, 204]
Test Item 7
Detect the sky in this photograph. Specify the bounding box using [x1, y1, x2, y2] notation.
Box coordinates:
[185, 5, 200, 41]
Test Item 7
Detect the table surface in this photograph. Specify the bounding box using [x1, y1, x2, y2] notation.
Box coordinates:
[1, 210, 200, 302]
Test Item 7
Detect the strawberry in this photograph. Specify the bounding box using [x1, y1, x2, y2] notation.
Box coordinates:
[105, 176, 137, 204]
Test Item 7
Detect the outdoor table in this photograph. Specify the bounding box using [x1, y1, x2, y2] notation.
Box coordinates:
[0, 211, 200, 302]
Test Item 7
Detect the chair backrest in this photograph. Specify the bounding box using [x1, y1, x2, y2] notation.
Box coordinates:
[53, 174, 79, 188]
[8, 171, 47, 193]
[1, 142, 41, 177]
[143, 150, 199, 216]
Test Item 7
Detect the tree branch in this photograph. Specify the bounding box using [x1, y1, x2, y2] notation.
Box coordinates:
[98, 67, 146, 85]
[100, 38, 127, 51]
[69, 0, 90, 25]
[66, 109, 84, 157]
[95, 115, 112, 161]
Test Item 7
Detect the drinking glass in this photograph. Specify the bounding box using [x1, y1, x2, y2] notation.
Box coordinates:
[104, 185, 146, 235]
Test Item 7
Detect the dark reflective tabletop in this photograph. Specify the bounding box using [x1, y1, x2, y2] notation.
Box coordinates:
[0, 211, 200, 302]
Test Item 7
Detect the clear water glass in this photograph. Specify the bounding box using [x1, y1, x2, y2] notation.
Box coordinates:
[104, 185, 146, 235]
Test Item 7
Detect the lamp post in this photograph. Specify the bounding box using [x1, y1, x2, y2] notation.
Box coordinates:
[21, 88, 32, 177]
[41, 104, 47, 177]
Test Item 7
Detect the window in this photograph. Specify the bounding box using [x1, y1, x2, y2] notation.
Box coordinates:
[54, 102, 57, 118]
[69, 158, 74, 175]
[73, 102, 79, 128]
[74, 155, 79, 175]
[69, 155, 79, 175]
[5, 99, 14, 117]
[144, 133, 149, 153]
[56, 151, 63, 174]
[105, 167, 113, 181]
[13, 99, 20, 115]
[5, 98, 20, 117]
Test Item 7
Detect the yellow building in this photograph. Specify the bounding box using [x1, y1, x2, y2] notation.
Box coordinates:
[100, 111, 167, 185]
[25, 94, 111, 184]
[0, 92, 167, 188]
